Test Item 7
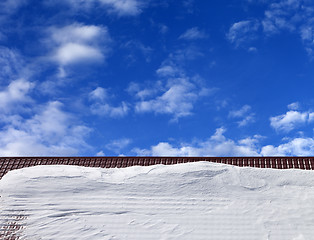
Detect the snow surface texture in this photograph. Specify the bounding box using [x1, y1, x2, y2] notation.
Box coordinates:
[1, 162, 314, 240]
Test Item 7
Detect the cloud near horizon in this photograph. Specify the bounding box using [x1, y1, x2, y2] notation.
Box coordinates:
[133, 128, 314, 157]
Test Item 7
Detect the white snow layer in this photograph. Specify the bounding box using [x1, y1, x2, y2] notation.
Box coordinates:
[1, 162, 314, 240]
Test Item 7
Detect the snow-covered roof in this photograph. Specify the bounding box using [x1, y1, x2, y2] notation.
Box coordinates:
[1, 162, 314, 239]
[1, 157, 314, 180]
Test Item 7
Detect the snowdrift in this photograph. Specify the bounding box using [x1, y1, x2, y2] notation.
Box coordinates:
[1, 162, 314, 239]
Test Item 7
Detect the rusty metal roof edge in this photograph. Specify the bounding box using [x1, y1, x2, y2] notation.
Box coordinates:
[0, 156, 314, 159]
[1, 156, 314, 180]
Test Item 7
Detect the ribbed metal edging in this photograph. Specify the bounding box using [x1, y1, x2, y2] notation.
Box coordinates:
[1, 157, 314, 180]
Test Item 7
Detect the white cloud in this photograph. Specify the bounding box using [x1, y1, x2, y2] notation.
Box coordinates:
[270, 110, 313, 132]
[54, 43, 104, 65]
[227, 20, 260, 47]
[133, 128, 261, 157]
[48, 23, 110, 66]
[261, 137, 314, 156]
[91, 102, 129, 118]
[0, 79, 34, 112]
[179, 27, 207, 40]
[0, 101, 91, 156]
[135, 78, 206, 121]
[133, 126, 314, 157]
[89, 87, 108, 101]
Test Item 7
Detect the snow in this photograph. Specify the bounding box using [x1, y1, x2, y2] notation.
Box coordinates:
[1, 162, 314, 239]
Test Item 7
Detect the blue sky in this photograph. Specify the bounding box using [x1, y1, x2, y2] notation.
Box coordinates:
[0, 0, 314, 156]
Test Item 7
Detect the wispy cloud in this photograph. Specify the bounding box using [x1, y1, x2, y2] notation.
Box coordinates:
[238, 115, 255, 127]
[122, 40, 153, 63]
[0, 47, 25, 82]
[89, 87, 129, 118]
[287, 102, 300, 110]
[100, 0, 144, 16]
[235, 0, 314, 54]
[127, 81, 163, 100]
[156, 65, 179, 77]
[179, 27, 207, 40]
[105, 138, 132, 154]
[0, 0, 26, 15]
[229, 105, 251, 118]
[63, 0, 145, 16]
[262, 0, 302, 35]
[227, 20, 260, 47]
[159, 24, 168, 34]
[229, 105, 255, 127]
[91, 102, 129, 118]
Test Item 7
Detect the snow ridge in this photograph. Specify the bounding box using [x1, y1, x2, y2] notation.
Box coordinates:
[1, 162, 314, 239]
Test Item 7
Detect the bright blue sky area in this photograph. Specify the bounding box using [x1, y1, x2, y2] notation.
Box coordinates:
[0, 0, 313, 156]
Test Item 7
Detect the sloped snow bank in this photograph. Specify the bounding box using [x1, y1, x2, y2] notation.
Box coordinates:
[1, 162, 314, 240]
